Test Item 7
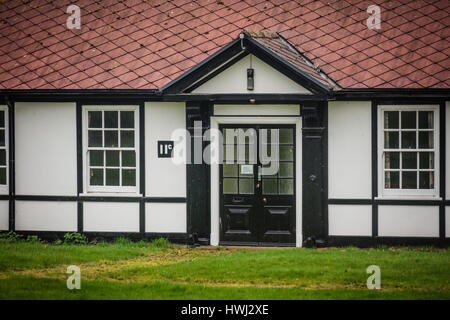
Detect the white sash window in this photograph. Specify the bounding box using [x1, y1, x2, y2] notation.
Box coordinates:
[83, 105, 139, 193]
[378, 105, 439, 198]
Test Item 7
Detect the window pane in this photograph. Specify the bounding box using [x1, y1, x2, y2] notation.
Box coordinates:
[105, 130, 118, 147]
[419, 111, 433, 129]
[401, 131, 416, 149]
[239, 164, 253, 177]
[418, 131, 433, 149]
[122, 169, 136, 186]
[384, 111, 399, 129]
[0, 167, 6, 185]
[88, 111, 102, 128]
[280, 146, 293, 161]
[419, 171, 434, 189]
[239, 178, 254, 194]
[0, 149, 5, 166]
[402, 152, 417, 169]
[238, 144, 256, 163]
[223, 144, 237, 163]
[261, 143, 279, 159]
[262, 129, 279, 144]
[223, 178, 238, 194]
[402, 171, 417, 189]
[262, 162, 278, 178]
[106, 168, 120, 186]
[0, 130, 4, 147]
[279, 129, 293, 144]
[90, 168, 103, 185]
[104, 111, 118, 128]
[105, 150, 120, 167]
[279, 162, 293, 177]
[419, 152, 434, 169]
[120, 111, 134, 128]
[120, 131, 134, 147]
[223, 129, 237, 145]
[223, 164, 237, 177]
[385, 171, 399, 189]
[262, 178, 277, 194]
[88, 130, 102, 147]
[279, 179, 294, 195]
[401, 111, 416, 129]
[89, 150, 103, 166]
[122, 151, 136, 167]
[384, 132, 399, 149]
[0, 111, 4, 128]
[385, 152, 399, 169]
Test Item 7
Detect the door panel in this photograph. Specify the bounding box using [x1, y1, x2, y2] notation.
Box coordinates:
[220, 124, 296, 245]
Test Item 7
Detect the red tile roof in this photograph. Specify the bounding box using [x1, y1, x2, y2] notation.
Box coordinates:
[247, 30, 338, 89]
[0, 0, 448, 90]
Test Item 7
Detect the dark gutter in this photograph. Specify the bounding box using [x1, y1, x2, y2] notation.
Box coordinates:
[331, 88, 450, 100]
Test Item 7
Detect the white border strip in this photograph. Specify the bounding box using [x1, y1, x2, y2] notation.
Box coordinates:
[210, 116, 302, 247]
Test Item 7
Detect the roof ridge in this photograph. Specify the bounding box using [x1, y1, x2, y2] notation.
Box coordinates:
[243, 29, 279, 39]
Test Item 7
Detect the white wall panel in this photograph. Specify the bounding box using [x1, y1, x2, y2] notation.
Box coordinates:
[446, 101, 450, 199]
[15, 201, 77, 231]
[145, 102, 186, 197]
[328, 101, 372, 199]
[446, 207, 450, 238]
[378, 205, 439, 237]
[328, 205, 372, 236]
[214, 104, 300, 116]
[193, 55, 312, 94]
[15, 102, 77, 196]
[0, 200, 8, 230]
[145, 203, 186, 233]
[83, 202, 139, 232]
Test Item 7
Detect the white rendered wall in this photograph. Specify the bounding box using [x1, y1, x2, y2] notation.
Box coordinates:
[15, 102, 77, 196]
[446, 101, 450, 199]
[83, 202, 139, 232]
[328, 101, 372, 199]
[192, 54, 312, 94]
[15, 201, 77, 231]
[145, 203, 186, 233]
[328, 205, 372, 236]
[378, 205, 439, 237]
[145, 102, 186, 198]
[214, 104, 300, 116]
[0, 200, 8, 230]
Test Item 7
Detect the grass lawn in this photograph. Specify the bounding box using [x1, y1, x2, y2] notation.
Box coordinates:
[0, 239, 449, 300]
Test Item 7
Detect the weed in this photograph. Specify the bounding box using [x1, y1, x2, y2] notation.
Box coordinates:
[63, 232, 88, 245]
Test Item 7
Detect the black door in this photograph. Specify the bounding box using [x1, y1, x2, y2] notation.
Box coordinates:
[219, 124, 296, 246]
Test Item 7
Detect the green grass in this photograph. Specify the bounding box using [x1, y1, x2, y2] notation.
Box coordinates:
[0, 240, 449, 300]
[0, 240, 176, 271]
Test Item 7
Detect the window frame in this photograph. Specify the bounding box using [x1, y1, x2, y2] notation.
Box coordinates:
[82, 105, 139, 194]
[0, 105, 8, 194]
[377, 104, 440, 199]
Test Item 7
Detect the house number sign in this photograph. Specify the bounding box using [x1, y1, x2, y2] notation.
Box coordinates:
[158, 141, 174, 158]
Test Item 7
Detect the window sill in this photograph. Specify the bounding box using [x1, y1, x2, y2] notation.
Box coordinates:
[375, 196, 442, 201]
[79, 193, 143, 198]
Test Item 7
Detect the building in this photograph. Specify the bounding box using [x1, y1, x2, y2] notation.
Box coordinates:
[0, 0, 449, 246]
